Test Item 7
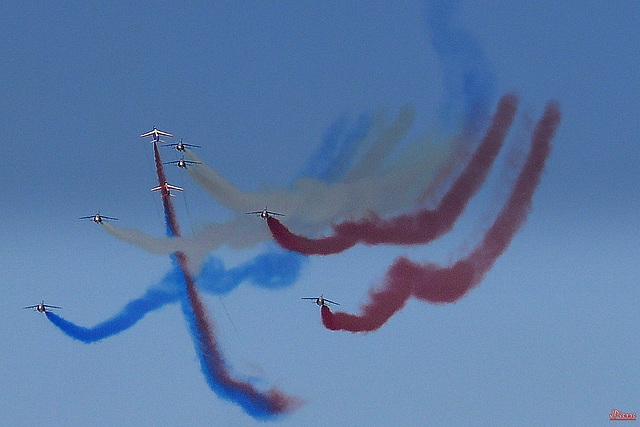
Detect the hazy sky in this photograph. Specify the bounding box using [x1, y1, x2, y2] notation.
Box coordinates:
[1, 1, 638, 426]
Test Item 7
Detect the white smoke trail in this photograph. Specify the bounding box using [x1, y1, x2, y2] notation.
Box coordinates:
[185, 112, 461, 226]
[104, 109, 466, 268]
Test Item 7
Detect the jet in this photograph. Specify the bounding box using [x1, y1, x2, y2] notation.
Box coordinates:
[79, 212, 118, 224]
[151, 181, 184, 197]
[140, 126, 173, 143]
[163, 138, 200, 151]
[163, 157, 202, 168]
[246, 207, 285, 220]
[302, 295, 340, 307]
[23, 301, 61, 313]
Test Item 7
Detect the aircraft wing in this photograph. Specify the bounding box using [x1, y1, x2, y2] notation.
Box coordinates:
[101, 216, 118, 220]
[324, 299, 340, 305]
[246, 211, 263, 215]
[166, 184, 183, 192]
[78, 216, 94, 220]
[43, 305, 62, 309]
[151, 186, 162, 192]
[301, 297, 317, 300]
[163, 142, 200, 148]
[140, 129, 173, 138]
[162, 160, 179, 165]
[267, 211, 285, 217]
[23, 305, 38, 309]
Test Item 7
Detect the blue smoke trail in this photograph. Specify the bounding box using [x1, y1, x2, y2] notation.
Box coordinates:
[425, 0, 496, 134]
[45, 286, 177, 343]
[179, 288, 300, 420]
[300, 114, 349, 180]
[198, 250, 303, 295]
[301, 112, 372, 183]
[45, 268, 181, 342]
[46, 249, 303, 342]
[176, 249, 303, 418]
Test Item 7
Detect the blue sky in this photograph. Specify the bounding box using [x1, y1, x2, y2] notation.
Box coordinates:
[1, 1, 638, 425]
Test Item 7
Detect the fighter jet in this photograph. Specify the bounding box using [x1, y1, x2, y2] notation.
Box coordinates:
[302, 295, 340, 307]
[151, 181, 184, 197]
[163, 138, 200, 151]
[246, 207, 285, 220]
[79, 212, 118, 224]
[23, 301, 61, 313]
[163, 157, 202, 168]
[140, 126, 173, 143]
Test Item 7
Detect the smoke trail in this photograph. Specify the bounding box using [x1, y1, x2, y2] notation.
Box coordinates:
[322, 101, 561, 332]
[267, 94, 518, 255]
[426, 0, 496, 133]
[342, 106, 417, 183]
[184, 122, 455, 226]
[45, 283, 178, 343]
[177, 252, 301, 418]
[155, 142, 300, 417]
[300, 112, 372, 183]
[328, 106, 420, 184]
[182, 130, 457, 248]
[102, 216, 276, 273]
[43, 260, 184, 343]
[44, 248, 303, 342]
[151, 143, 181, 237]
[197, 250, 303, 295]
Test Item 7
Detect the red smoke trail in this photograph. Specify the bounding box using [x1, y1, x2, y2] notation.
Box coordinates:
[267, 94, 519, 254]
[321, 100, 561, 332]
[153, 142, 181, 237]
[176, 253, 300, 415]
[152, 142, 300, 415]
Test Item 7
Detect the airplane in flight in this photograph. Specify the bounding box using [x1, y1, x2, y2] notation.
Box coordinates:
[163, 157, 202, 168]
[246, 207, 285, 220]
[302, 295, 340, 307]
[79, 212, 118, 224]
[140, 126, 173, 142]
[23, 301, 61, 313]
[163, 138, 200, 151]
[151, 181, 184, 197]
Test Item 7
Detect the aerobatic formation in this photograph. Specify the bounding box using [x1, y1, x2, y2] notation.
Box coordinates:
[31, 2, 561, 420]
